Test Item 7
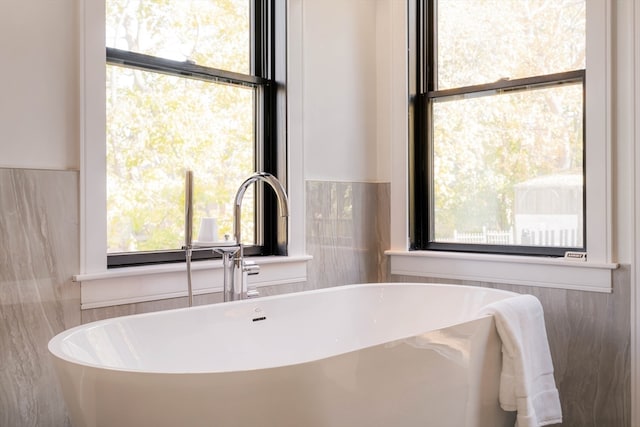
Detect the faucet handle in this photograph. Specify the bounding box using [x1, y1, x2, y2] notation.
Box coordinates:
[243, 260, 260, 276]
[243, 261, 260, 298]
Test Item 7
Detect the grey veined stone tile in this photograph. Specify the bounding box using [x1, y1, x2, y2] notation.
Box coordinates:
[0, 168, 80, 427]
[390, 267, 631, 427]
[305, 180, 390, 287]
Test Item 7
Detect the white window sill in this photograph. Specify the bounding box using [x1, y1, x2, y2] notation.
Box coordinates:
[386, 250, 618, 293]
[74, 255, 312, 310]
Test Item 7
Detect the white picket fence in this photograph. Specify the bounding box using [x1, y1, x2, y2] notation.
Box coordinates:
[440, 227, 513, 245]
[441, 226, 579, 247]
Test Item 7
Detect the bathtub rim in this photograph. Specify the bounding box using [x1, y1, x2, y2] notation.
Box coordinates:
[48, 282, 519, 374]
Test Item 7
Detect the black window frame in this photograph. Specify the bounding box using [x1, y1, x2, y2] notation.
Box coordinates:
[106, 0, 287, 268]
[409, 0, 586, 257]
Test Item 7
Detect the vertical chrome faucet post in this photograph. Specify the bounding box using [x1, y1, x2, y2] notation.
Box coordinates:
[212, 247, 239, 302]
[184, 170, 194, 307]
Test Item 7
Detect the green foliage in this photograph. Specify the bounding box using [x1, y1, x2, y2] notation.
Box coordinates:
[106, 0, 256, 252]
[432, 0, 585, 242]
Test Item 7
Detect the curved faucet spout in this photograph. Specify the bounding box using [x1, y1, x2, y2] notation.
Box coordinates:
[184, 171, 289, 304]
[233, 172, 289, 245]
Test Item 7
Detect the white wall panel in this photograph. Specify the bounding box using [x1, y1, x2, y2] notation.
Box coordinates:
[0, 1, 79, 170]
[302, 0, 378, 182]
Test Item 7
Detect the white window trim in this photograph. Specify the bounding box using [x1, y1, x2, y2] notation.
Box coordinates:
[78, 1, 308, 308]
[389, 0, 617, 292]
[74, 255, 311, 310]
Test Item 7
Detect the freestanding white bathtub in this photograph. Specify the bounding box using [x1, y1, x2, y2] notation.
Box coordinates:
[49, 283, 519, 427]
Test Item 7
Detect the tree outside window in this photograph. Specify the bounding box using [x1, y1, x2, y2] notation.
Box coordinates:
[106, 0, 262, 259]
[414, 0, 586, 255]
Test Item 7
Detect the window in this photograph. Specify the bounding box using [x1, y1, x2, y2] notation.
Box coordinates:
[105, 0, 286, 267]
[410, 0, 586, 257]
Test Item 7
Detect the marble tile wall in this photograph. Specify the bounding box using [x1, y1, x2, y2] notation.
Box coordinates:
[305, 180, 390, 286]
[0, 171, 631, 427]
[0, 168, 80, 427]
[391, 268, 631, 427]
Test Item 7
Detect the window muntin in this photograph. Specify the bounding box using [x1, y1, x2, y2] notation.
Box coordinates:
[414, 0, 586, 256]
[105, 0, 279, 267]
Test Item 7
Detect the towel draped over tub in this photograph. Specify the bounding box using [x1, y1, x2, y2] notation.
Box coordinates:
[480, 294, 562, 427]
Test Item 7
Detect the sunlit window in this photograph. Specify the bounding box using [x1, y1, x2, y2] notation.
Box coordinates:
[106, 0, 281, 266]
[412, 0, 586, 256]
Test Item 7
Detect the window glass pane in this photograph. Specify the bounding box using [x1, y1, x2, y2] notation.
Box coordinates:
[431, 82, 583, 247]
[437, 0, 585, 89]
[106, 65, 255, 253]
[106, 0, 250, 74]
